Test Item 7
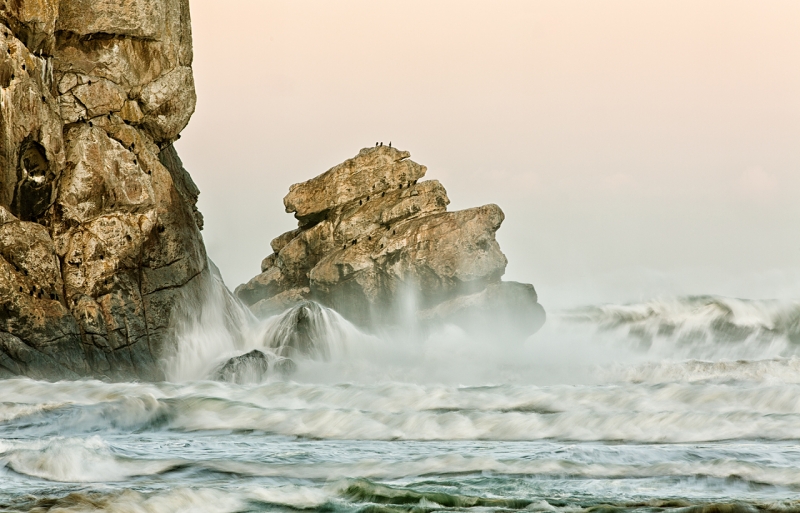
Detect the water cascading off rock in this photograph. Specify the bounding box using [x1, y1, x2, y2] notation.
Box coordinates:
[236, 146, 546, 336]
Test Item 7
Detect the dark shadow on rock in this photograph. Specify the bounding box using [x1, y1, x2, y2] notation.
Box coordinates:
[213, 349, 270, 385]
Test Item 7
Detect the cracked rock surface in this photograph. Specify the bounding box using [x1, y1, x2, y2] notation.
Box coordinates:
[0, 0, 208, 380]
[237, 146, 546, 336]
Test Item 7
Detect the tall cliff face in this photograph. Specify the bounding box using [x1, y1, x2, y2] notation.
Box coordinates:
[0, 0, 208, 380]
[237, 146, 546, 337]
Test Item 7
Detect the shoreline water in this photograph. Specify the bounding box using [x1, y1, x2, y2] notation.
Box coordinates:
[3, 295, 800, 512]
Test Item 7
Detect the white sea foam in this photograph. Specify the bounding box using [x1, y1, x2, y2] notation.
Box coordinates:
[602, 356, 800, 384]
[4, 378, 800, 442]
[7, 439, 800, 498]
[166, 266, 374, 382]
[1, 436, 180, 482]
[168, 272, 800, 387]
[25, 488, 245, 513]
[7, 292, 800, 507]
[245, 484, 334, 509]
[563, 295, 800, 361]
[205, 455, 800, 488]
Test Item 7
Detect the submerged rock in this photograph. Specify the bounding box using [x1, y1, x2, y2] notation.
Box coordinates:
[237, 147, 545, 336]
[213, 350, 270, 385]
[265, 301, 334, 360]
[0, 0, 209, 380]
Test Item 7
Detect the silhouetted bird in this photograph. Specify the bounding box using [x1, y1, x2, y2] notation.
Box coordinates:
[389, 142, 392, 148]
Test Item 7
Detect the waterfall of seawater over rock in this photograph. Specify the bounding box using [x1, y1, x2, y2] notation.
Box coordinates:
[164, 264, 556, 385]
[165, 264, 373, 382]
[165, 266, 800, 386]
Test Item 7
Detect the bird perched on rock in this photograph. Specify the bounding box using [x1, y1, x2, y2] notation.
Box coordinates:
[389, 142, 392, 148]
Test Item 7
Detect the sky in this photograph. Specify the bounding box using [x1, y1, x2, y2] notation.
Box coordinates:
[176, 0, 800, 308]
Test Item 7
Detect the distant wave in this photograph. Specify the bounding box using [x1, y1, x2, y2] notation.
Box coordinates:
[560, 295, 800, 360]
[601, 356, 800, 384]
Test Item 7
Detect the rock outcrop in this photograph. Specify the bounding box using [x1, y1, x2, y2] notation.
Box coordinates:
[0, 0, 208, 380]
[213, 349, 270, 385]
[237, 146, 545, 336]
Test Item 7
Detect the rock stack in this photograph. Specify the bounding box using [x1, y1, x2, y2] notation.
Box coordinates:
[236, 146, 545, 337]
[0, 0, 209, 380]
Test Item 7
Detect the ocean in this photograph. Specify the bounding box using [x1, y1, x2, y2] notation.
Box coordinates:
[2, 294, 800, 512]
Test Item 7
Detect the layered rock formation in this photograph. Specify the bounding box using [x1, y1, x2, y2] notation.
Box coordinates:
[237, 146, 545, 336]
[0, 0, 208, 380]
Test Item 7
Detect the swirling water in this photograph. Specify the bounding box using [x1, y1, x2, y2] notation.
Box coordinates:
[4, 295, 800, 512]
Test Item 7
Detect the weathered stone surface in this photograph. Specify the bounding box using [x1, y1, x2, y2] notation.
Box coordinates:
[271, 228, 300, 254]
[138, 66, 196, 142]
[51, 0, 194, 143]
[310, 204, 508, 323]
[238, 146, 545, 337]
[0, 31, 64, 222]
[284, 146, 427, 225]
[158, 144, 203, 230]
[0, 0, 208, 380]
[56, 125, 154, 223]
[0, 332, 80, 380]
[0, 207, 86, 379]
[71, 78, 126, 118]
[120, 99, 144, 124]
[57, 0, 165, 39]
[0, 0, 58, 53]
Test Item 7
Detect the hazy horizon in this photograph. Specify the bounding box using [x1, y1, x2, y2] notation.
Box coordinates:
[176, 0, 800, 308]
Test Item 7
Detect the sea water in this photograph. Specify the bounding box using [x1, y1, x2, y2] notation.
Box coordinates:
[2, 294, 800, 512]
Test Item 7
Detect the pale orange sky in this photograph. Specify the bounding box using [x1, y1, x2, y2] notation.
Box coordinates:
[177, 0, 800, 306]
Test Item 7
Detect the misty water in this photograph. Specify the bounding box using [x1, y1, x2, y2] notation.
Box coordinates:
[4, 279, 800, 512]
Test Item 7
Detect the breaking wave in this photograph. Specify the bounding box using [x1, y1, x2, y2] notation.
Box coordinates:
[1, 437, 180, 483]
[7, 291, 800, 511]
[168, 276, 800, 388]
[3, 377, 800, 443]
[563, 295, 800, 360]
[166, 267, 370, 382]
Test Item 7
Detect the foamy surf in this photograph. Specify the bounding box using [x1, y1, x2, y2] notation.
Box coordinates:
[1, 437, 181, 483]
[4, 377, 800, 442]
[4, 295, 800, 512]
